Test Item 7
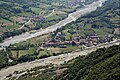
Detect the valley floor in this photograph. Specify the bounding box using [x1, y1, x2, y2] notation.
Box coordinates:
[0, 39, 119, 80]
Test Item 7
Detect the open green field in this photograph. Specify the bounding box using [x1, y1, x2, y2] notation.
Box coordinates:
[4, 24, 20, 29]
[11, 45, 79, 59]
[30, 7, 42, 14]
[14, 34, 50, 47]
[11, 47, 36, 58]
[62, 29, 71, 40]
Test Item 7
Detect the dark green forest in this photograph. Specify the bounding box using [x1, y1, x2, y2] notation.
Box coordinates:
[8, 44, 120, 80]
[56, 45, 120, 80]
[0, 0, 120, 79]
[0, 0, 120, 69]
[81, 0, 120, 28]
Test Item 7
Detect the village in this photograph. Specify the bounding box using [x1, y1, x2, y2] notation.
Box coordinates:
[42, 31, 113, 48]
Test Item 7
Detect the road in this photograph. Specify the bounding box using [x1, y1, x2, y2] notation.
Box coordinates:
[45, 9, 55, 18]
[19, 19, 31, 29]
[0, 39, 119, 80]
[0, 0, 106, 47]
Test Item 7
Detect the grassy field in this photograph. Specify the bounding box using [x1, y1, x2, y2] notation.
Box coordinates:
[46, 10, 67, 20]
[18, 12, 33, 17]
[11, 47, 36, 58]
[62, 29, 71, 40]
[83, 24, 91, 29]
[30, 7, 42, 14]
[14, 34, 50, 47]
[61, 46, 79, 53]
[4, 24, 20, 29]
[92, 27, 113, 36]
[11, 46, 79, 59]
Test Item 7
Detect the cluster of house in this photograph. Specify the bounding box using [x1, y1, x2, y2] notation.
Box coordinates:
[42, 32, 113, 48]
[72, 34, 113, 47]
[28, 16, 45, 22]
[14, 16, 45, 25]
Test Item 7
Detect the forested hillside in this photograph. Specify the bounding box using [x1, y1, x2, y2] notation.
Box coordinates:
[82, 0, 120, 28]
[6, 44, 120, 80]
[0, 0, 120, 80]
[0, 0, 119, 69]
[56, 44, 120, 80]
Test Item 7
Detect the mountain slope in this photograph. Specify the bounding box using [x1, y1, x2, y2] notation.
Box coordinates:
[57, 45, 120, 80]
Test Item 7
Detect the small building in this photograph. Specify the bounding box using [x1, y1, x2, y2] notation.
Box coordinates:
[114, 28, 120, 35]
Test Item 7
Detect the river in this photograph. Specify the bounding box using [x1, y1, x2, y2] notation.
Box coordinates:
[0, 0, 113, 80]
[0, 0, 107, 47]
[0, 39, 119, 80]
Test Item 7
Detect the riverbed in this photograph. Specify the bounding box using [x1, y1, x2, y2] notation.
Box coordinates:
[0, 0, 106, 47]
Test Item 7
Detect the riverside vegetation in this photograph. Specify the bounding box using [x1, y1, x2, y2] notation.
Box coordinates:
[0, 0, 120, 80]
[5, 44, 120, 80]
[0, 0, 120, 69]
[0, 0, 97, 42]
